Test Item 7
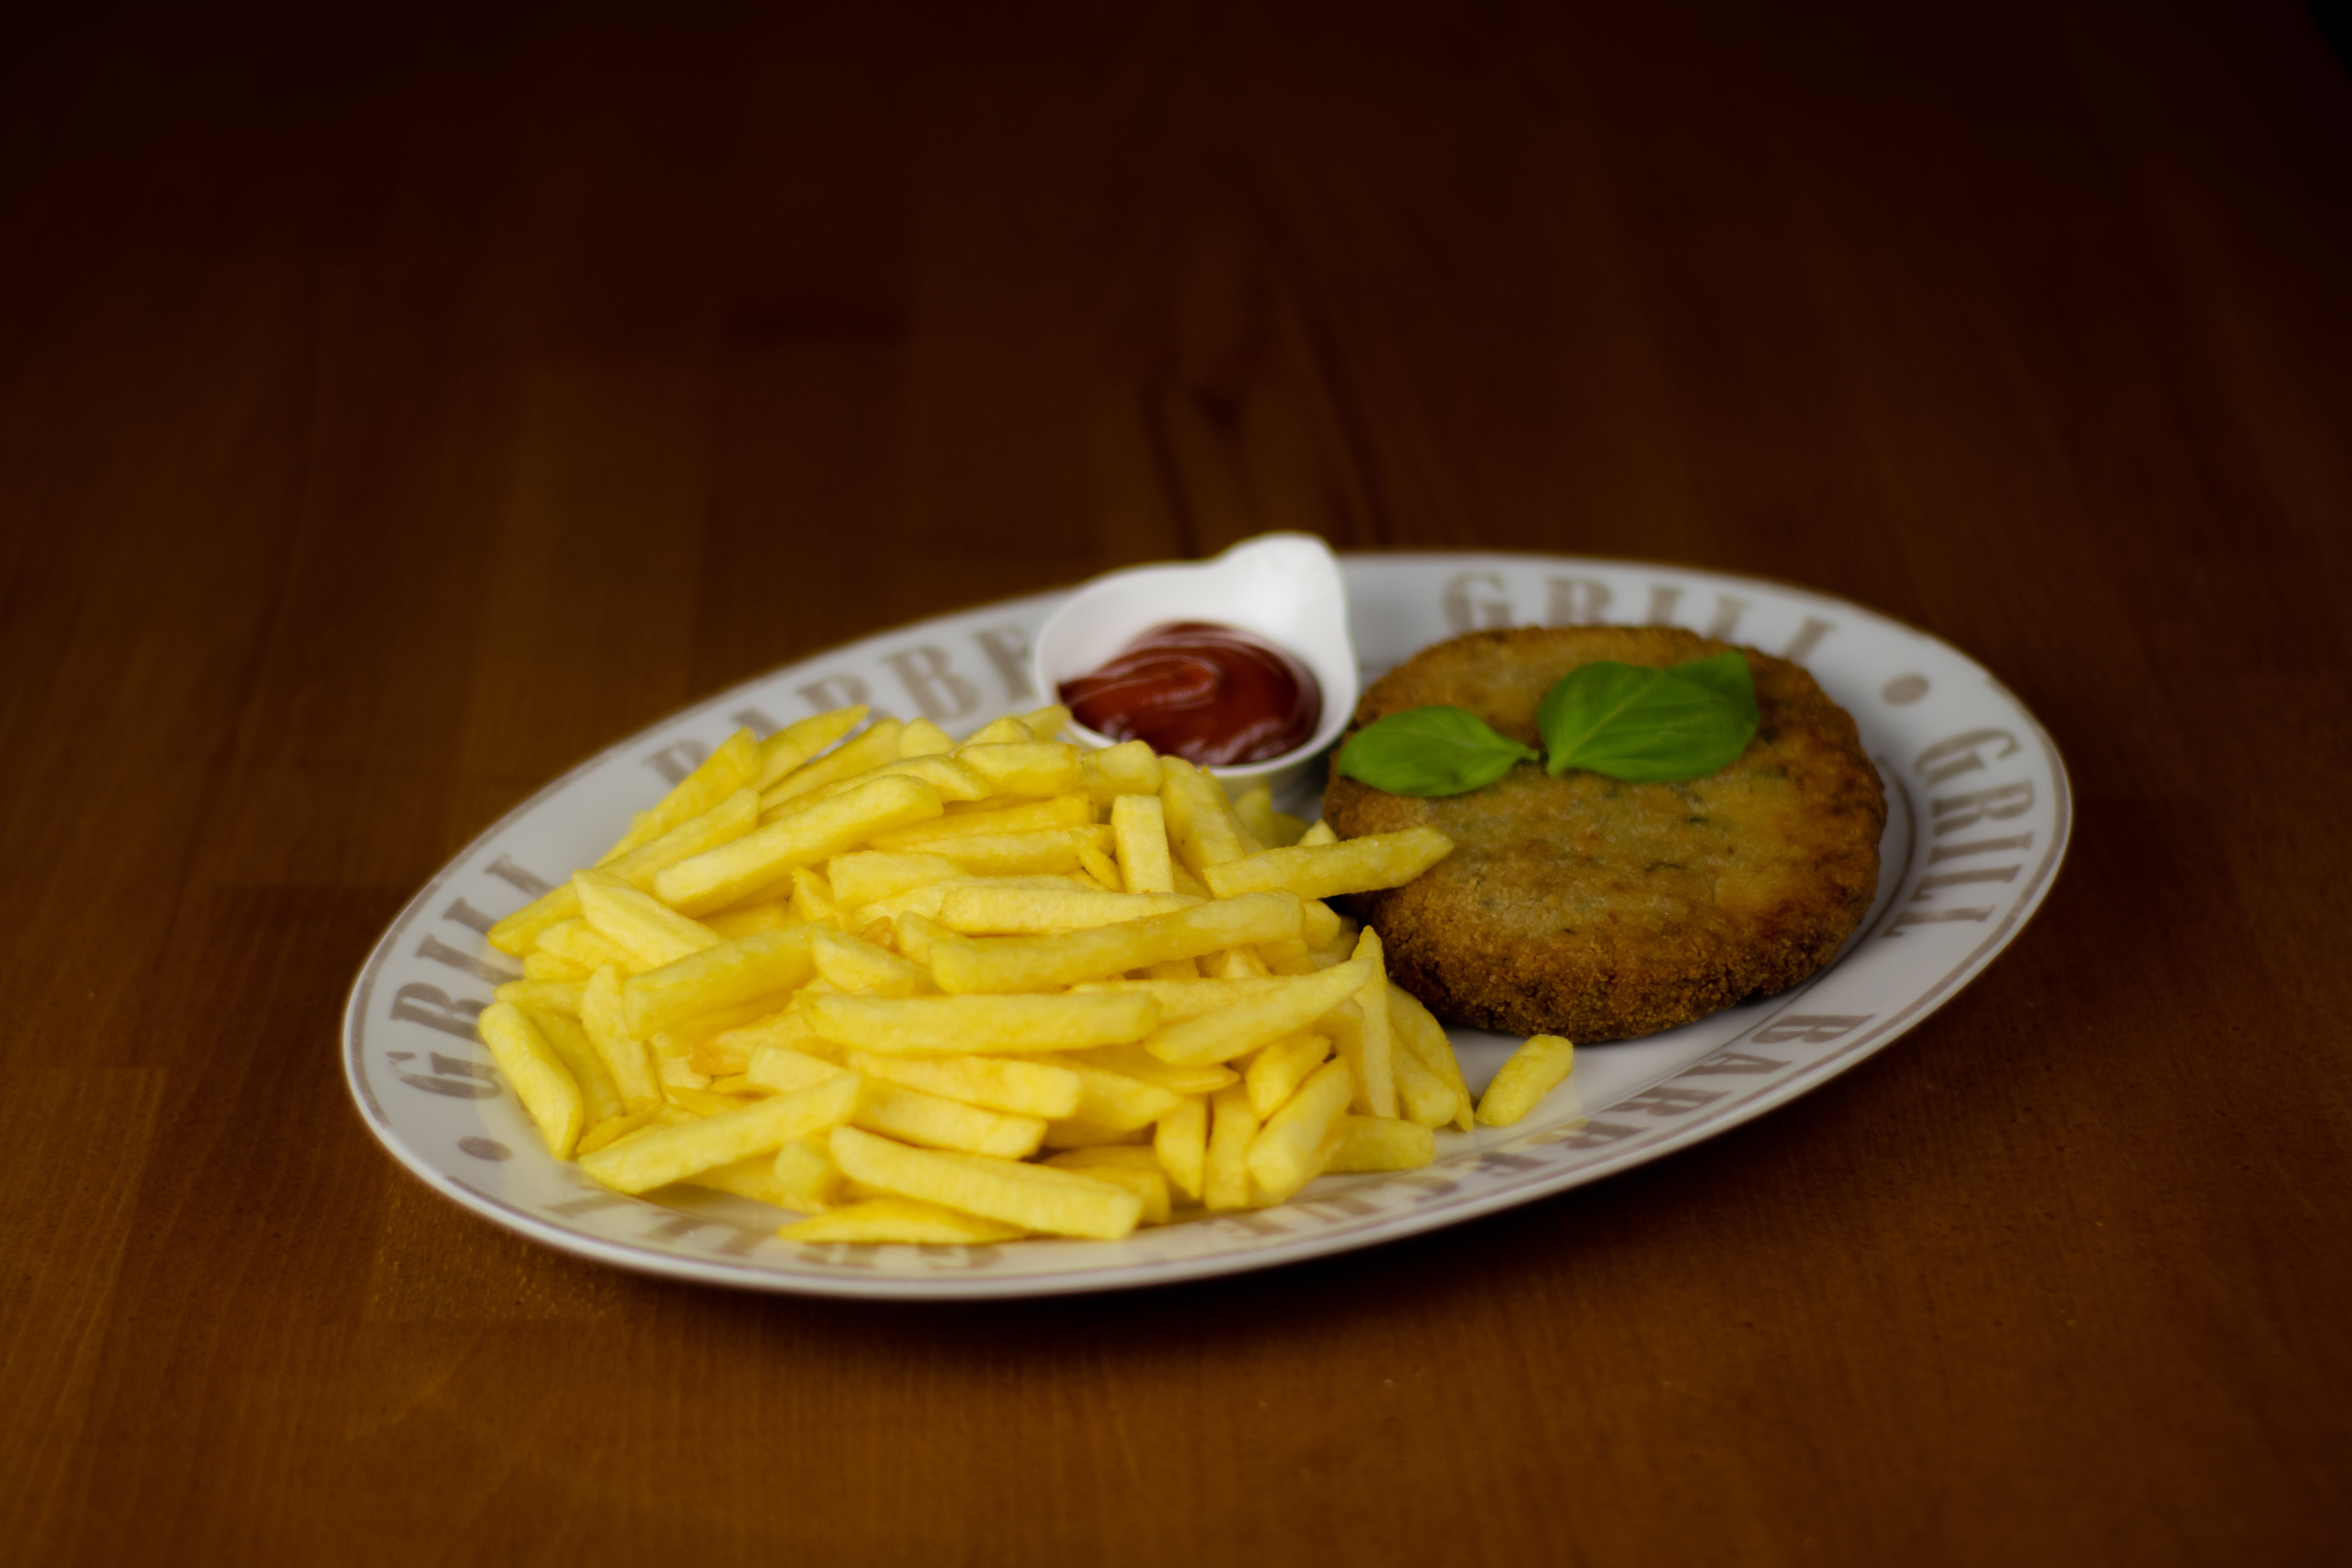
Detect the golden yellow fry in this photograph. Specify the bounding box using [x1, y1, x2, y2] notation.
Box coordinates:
[1324, 1115, 1437, 1172]
[491, 786, 759, 956]
[1230, 782, 1280, 849]
[576, 870, 722, 968]
[527, 1006, 625, 1129]
[1390, 983, 1475, 1131]
[779, 1197, 1025, 1244]
[789, 865, 837, 923]
[953, 742, 1081, 798]
[754, 705, 868, 791]
[1040, 1155, 1171, 1225]
[807, 991, 1159, 1055]
[1071, 976, 1288, 1021]
[621, 923, 817, 1038]
[1246, 1058, 1353, 1203]
[1205, 945, 1271, 978]
[1020, 703, 1073, 739]
[657, 774, 945, 915]
[1146, 957, 1373, 1067]
[828, 851, 966, 907]
[1297, 820, 1338, 847]
[845, 1051, 1083, 1119]
[931, 890, 1303, 994]
[771, 1135, 847, 1212]
[893, 910, 954, 965]
[925, 827, 1101, 878]
[1244, 1031, 1330, 1119]
[1079, 739, 1163, 806]
[1061, 1063, 1181, 1132]
[1204, 1084, 1259, 1210]
[1202, 827, 1456, 902]
[1040, 1118, 1152, 1149]
[1061, 1043, 1238, 1096]
[899, 717, 955, 756]
[1256, 938, 1318, 975]
[935, 886, 1201, 935]
[581, 1071, 864, 1193]
[1346, 927, 1397, 1118]
[664, 1084, 761, 1116]
[477, 1002, 584, 1159]
[575, 1109, 658, 1157]
[795, 752, 989, 809]
[760, 717, 905, 809]
[870, 794, 1093, 850]
[1158, 757, 1253, 873]
[523, 949, 593, 983]
[702, 898, 800, 940]
[964, 715, 1031, 745]
[1155, 1094, 1207, 1202]
[828, 1125, 1142, 1239]
[1111, 793, 1174, 894]
[1075, 831, 1122, 892]
[534, 918, 637, 976]
[1268, 810, 1309, 847]
[810, 926, 926, 994]
[746, 1041, 850, 1094]
[598, 728, 761, 865]
[1475, 1034, 1575, 1127]
[493, 979, 583, 1017]
[855, 1081, 1046, 1159]
[681, 1153, 801, 1207]
[1391, 1033, 1459, 1129]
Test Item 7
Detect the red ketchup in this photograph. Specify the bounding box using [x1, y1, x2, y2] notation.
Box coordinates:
[1059, 622, 1321, 766]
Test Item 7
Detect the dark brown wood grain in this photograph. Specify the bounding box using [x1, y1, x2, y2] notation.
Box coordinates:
[4, 2, 2348, 1563]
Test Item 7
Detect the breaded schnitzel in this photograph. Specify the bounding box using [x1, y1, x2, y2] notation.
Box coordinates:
[1322, 626, 1884, 1041]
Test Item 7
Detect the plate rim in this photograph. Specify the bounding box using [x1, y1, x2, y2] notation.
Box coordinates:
[343, 552, 2072, 1299]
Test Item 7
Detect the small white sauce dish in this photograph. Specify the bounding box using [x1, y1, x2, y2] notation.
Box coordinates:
[1031, 532, 1359, 798]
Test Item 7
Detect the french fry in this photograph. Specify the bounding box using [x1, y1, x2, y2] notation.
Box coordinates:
[953, 742, 1081, 798]
[1040, 1155, 1171, 1225]
[576, 870, 722, 967]
[1345, 927, 1397, 1118]
[855, 1082, 1047, 1159]
[1201, 827, 1456, 902]
[702, 898, 800, 940]
[681, 1153, 802, 1208]
[527, 1006, 625, 1129]
[922, 828, 1103, 878]
[1324, 1114, 1437, 1172]
[1060, 1043, 1238, 1097]
[523, 950, 593, 983]
[845, 1051, 1083, 1119]
[799, 752, 990, 808]
[1243, 1031, 1330, 1119]
[963, 715, 1032, 745]
[493, 979, 584, 1017]
[580, 1071, 864, 1194]
[1145, 957, 1373, 1067]
[828, 1125, 1143, 1239]
[576, 1110, 660, 1158]
[1158, 757, 1254, 872]
[1245, 1058, 1353, 1203]
[935, 886, 1201, 935]
[490, 788, 760, 955]
[754, 705, 868, 790]
[809, 926, 926, 994]
[1230, 782, 1280, 850]
[789, 865, 837, 924]
[621, 924, 817, 1038]
[826, 851, 968, 907]
[1204, 1083, 1259, 1210]
[931, 891, 1303, 993]
[1071, 975, 1288, 1021]
[1063, 1063, 1183, 1131]
[1079, 739, 1162, 806]
[760, 717, 905, 809]
[477, 1002, 584, 1159]
[1390, 983, 1475, 1131]
[771, 1135, 847, 1211]
[656, 775, 945, 915]
[869, 794, 1093, 851]
[1391, 1032, 1459, 1129]
[807, 991, 1160, 1055]
[1020, 703, 1073, 739]
[1111, 793, 1174, 894]
[1075, 831, 1123, 892]
[1475, 1034, 1575, 1126]
[779, 1197, 1025, 1244]
[534, 918, 637, 975]
[1154, 1094, 1207, 1202]
[1297, 820, 1338, 846]
[746, 1042, 850, 1094]
[598, 728, 761, 865]
[899, 717, 955, 756]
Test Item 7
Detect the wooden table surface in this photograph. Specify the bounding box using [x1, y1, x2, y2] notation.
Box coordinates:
[7, 2, 2348, 1563]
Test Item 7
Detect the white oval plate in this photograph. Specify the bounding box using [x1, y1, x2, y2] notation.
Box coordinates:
[344, 554, 2069, 1299]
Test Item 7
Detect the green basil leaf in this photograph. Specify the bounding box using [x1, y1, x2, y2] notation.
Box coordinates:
[1536, 656, 1760, 783]
[1335, 706, 1539, 797]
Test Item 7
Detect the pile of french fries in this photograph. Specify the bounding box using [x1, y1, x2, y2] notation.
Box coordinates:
[476, 704, 1575, 1245]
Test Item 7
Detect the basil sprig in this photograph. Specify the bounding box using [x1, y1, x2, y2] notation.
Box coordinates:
[1334, 706, 1537, 797]
[1336, 653, 1759, 797]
